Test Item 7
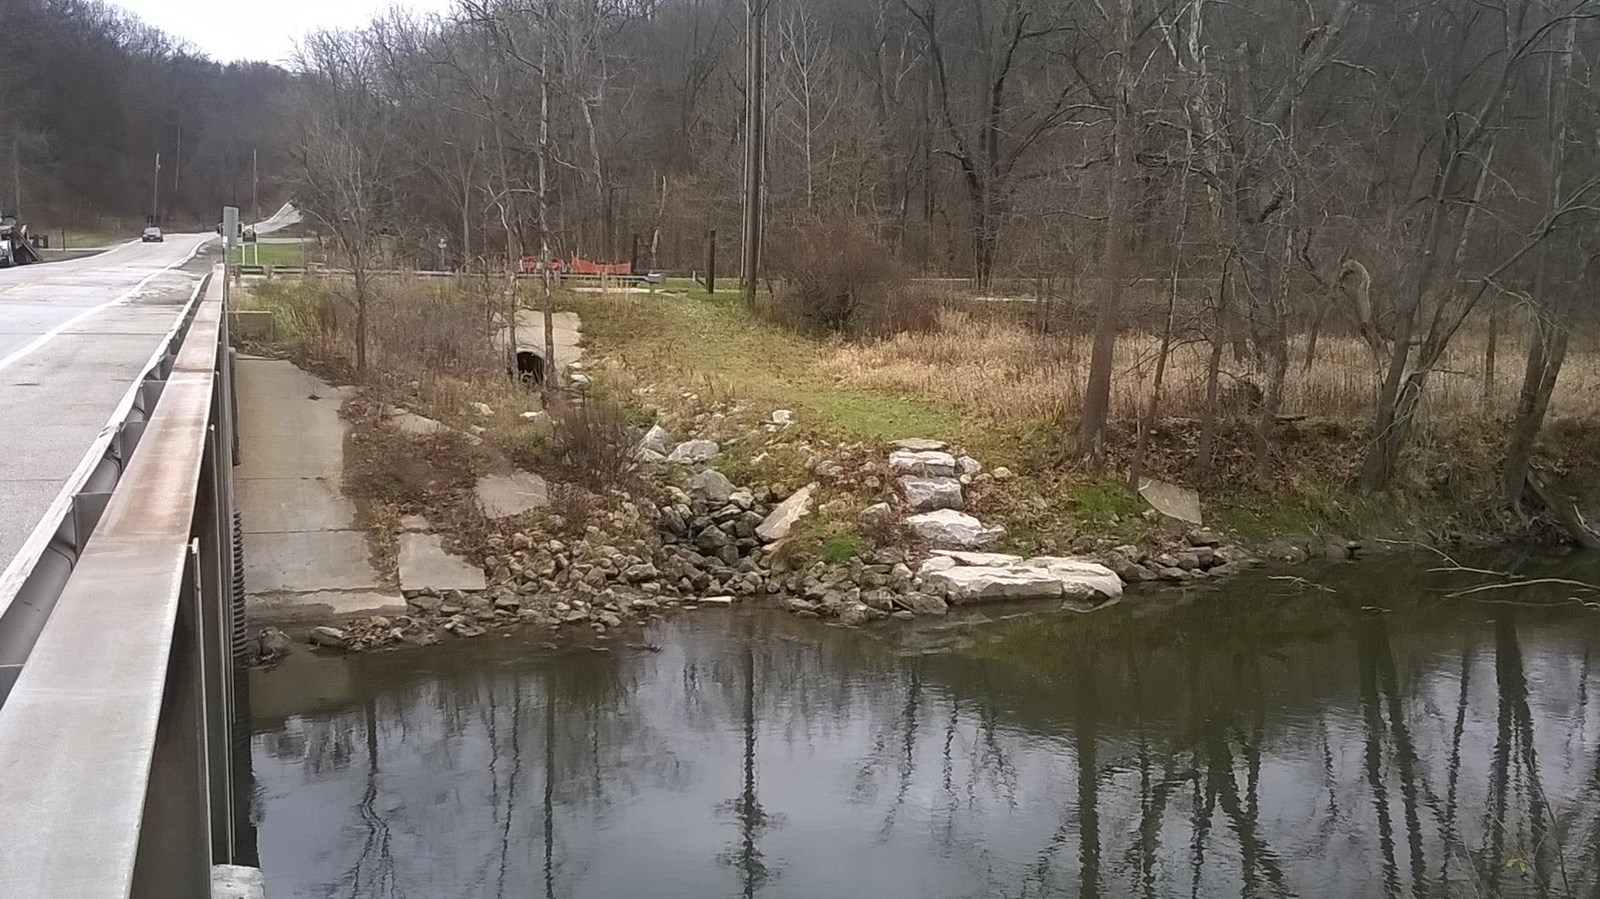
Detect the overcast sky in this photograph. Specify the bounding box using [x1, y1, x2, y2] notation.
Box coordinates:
[111, 0, 457, 65]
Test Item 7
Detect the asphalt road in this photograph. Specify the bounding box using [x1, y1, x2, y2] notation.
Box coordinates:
[0, 235, 217, 587]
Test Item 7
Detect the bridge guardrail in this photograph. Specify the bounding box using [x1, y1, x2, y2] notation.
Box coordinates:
[0, 264, 242, 897]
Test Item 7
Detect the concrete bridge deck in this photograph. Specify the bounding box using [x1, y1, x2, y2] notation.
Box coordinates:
[0, 236, 215, 587]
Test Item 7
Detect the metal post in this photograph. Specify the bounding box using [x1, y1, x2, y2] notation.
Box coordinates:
[223, 206, 240, 289]
[151, 153, 161, 226]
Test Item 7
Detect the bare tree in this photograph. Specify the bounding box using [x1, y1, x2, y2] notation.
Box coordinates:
[291, 29, 400, 375]
[904, 0, 1086, 288]
[1078, 0, 1141, 466]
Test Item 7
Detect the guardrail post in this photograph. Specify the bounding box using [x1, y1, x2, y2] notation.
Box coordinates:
[129, 546, 214, 898]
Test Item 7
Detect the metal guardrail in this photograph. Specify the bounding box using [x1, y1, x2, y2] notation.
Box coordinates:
[0, 275, 210, 695]
[0, 265, 242, 896]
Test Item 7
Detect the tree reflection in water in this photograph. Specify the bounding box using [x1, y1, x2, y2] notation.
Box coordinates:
[249, 557, 1600, 898]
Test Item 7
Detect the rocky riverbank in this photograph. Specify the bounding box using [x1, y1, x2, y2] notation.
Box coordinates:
[269, 403, 1286, 658]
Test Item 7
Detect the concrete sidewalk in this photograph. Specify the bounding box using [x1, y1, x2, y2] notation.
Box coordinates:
[236, 357, 404, 623]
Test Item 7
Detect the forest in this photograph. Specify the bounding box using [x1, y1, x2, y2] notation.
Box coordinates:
[0, 0, 288, 229]
[278, 0, 1600, 523]
[9, 0, 1600, 524]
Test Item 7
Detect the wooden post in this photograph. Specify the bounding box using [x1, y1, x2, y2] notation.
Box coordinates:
[706, 229, 717, 294]
[741, 0, 766, 307]
[630, 232, 639, 275]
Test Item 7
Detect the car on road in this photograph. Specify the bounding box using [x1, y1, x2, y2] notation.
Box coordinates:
[141, 226, 163, 243]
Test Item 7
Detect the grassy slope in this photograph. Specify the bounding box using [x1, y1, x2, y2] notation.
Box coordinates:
[566, 286, 1417, 556]
[578, 287, 979, 445]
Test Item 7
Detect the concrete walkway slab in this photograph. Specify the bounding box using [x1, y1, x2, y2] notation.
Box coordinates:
[399, 532, 487, 593]
[237, 357, 402, 623]
[244, 531, 379, 594]
[476, 471, 550, 518]
[235, 477, 353, 532]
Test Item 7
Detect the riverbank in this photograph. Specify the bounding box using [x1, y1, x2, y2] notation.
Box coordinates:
[235, 276, 1600, 655]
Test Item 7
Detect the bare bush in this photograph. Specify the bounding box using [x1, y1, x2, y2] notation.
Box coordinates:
[546, 396, 638, 492]
[767, 222, 941, 338]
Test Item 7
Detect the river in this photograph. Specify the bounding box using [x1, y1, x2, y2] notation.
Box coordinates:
[244, 552, 1600, 898]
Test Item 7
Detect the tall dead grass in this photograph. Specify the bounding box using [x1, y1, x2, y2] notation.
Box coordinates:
[244, 275, 549, 452]
[823, 309, 1600, 435]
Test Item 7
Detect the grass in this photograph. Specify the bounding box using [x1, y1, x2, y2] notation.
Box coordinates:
[660, 275, 739, 296]
[821, 532, 867, 563]
[827, 309, 1600, 431]
[231, 242, 307, 267]
[245, 266, 1600, 561]
[573, 288, 976, 446]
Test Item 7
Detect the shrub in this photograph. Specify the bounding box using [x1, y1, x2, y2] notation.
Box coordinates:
[767, 221, 940, 338]
[546, 395, 638, 492]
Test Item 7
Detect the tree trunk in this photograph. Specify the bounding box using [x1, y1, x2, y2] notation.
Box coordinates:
[1482, 298, 1500, 414]
[353, 263, 369, 375]
[539, 40, 557, 401]
[460, 176, 472, 272]
[1196, 252, 1232, 479]
[1130, 158, 1192, 488]
[1077, 0, 1136, 467]
[1502, 16, 1576, 512]
[1501, 318, 1568, 508]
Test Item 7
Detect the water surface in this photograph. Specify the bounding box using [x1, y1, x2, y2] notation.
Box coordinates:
[247, 553, 1600, 897]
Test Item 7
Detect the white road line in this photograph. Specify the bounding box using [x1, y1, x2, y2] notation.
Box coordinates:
[0, 237, 214, 374]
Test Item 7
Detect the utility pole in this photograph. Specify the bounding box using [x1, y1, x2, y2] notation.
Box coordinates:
[252, 149, 260, 224]
[11, 133, 21, 217]
[151, 153, 161, 225]
[740, 0, 767, 308]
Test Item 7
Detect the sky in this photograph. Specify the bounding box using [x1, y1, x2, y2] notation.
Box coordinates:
[111, 0, 457, 65]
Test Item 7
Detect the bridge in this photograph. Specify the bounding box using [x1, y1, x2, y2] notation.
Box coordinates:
[0, 220, 258, 897]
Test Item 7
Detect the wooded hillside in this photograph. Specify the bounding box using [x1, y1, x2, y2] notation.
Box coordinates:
[0, 0, 289, 227]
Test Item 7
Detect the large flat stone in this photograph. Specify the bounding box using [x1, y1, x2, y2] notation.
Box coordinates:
[399, 532, 487, 593]
[920, 550, 1124, 604]
[893, 438, 948, 451]
[1138, 477, 1202, 525]
[1021, 557, 1125, 601]
[904, 509, 1005, 549]
[889, 449, 958, 477]
[475, 471, 550, 518]
[924, 566, 1067, 603]
[898, 475, 964, 511]
[667, 439, 720, 464]
[757, 482, 817, 542]
[388, 407, 449, 437]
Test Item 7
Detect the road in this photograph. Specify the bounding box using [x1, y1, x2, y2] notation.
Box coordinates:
[0, 235, 216, 595]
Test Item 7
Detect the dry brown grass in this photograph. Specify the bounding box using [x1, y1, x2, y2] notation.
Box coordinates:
[824, 309, 1600, 436]
[243, 274, 552, 460]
